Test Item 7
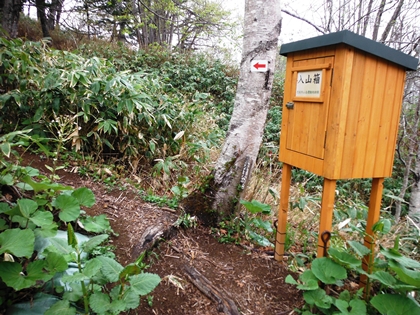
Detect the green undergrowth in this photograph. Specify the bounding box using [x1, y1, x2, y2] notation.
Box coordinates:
[0, 131, 161, 314]
[0, 37, 235, 192]
[286, 234, 420, 315]
[216, 199, 275, 248]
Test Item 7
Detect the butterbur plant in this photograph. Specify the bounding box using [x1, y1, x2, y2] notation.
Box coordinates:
[0, 131, 161, 314]
[286, 234, 420, 315]
[44, 223, 161, 314]
[286, 257, 366, 315]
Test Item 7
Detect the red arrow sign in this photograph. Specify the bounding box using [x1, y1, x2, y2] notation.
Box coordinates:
[251, 60, 268, 72]
[253, 62, 267, 70]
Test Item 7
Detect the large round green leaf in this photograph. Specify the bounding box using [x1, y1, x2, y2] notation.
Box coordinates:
[52, 195, 80, 222]
[388, 260, 420, 288]
[303, 288, 333, 309]
[79, 214, 111, 233]
[328, 248, 361, 269]
[311, 257, 347, 284]
[17, 198, 38, 218]
[298, 270, 319, 290]
[71, 187, 95, 207]
[0, 262, 35, 290]
[371, 294, 420, 315]
[240, 200, 271, 214]
[0, 228, 35, 258]
[30, 211, 54, 227]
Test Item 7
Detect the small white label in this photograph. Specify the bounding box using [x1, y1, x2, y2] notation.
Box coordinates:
[251, 60, 268, 72]
[296, 70, 322, 97]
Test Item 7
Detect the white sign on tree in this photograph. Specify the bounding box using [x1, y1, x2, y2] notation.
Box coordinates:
[251, 60, 268, 72]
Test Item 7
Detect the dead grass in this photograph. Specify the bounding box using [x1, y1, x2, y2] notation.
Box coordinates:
[242, 163, 419, 266]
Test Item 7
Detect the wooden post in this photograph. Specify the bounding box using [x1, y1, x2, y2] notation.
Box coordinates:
[360, 177, 384, 287]
[275, 163, 292, 261]
[317, 178, 337, 257]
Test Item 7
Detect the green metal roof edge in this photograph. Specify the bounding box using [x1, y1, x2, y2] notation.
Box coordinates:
[279, 30, 418, 71]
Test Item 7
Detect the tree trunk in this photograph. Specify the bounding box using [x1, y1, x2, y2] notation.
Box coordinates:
[325, 0, 332, 33]
[36, 0, 51, 38]
[356, 0, 363, 34]
[46, 0, 64, 30]
[182, 0, 282, 224]
[1, 0, 22, 38]
[362, 0, 373, 36]
[380, 0, 404, 43]
[394, 141, 414, 222]
[55, 0, 64, 27]
[408, 93, 420, 227]
[395, 79, 419, 222]
[409, 142, 420, 228]
[131, 0, 142, 47]
[372, 0, 386, 41]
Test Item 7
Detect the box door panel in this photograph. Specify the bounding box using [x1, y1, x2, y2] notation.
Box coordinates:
[285, 56, 334, 160]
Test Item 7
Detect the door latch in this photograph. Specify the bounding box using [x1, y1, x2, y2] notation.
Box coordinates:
[286, 102, 294, 110]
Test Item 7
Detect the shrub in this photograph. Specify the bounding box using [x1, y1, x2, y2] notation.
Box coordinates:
[0, 38, 227, 173]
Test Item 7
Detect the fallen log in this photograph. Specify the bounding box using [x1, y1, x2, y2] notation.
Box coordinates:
[131, 224, 177, 258]
[183, 265, 240, 315]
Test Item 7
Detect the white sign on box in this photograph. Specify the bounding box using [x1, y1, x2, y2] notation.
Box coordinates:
[295, 70, 322, 98]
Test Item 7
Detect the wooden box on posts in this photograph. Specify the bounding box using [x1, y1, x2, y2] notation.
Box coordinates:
[278, 30, 418, 180]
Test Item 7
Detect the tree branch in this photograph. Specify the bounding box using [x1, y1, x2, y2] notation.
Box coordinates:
[281, 9, 325, 35]
[380, 0, 404, 43]
[183, 265, 240, 315]
[137, 0, 173, 21]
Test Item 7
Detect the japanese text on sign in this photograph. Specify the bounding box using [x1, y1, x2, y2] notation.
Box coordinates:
[296, 70, 322, 98]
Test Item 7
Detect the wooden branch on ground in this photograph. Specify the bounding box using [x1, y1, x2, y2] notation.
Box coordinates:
[183, 265, 240, 315]
[131, 224, 177, 257]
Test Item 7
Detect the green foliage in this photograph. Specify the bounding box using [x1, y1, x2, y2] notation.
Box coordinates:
[286, 234, 420, 315]
[259, 69, 284, 164]
[174, 213, 198, 229]
[70, 0, 233, 53]
[0, 36, 241, 206]
[63, 225, 161, 314]
[142, 193, 179, 209]
[262, 105, 282, 145]
[239, 200, 274, 247]
[171, 176, 190, 200]
[311, 257, 347, 285]
[0, 38, 228, 165]
[370, 294, 419, 315]
[0, 132, 160, 313]
[216, 200, 274, 247]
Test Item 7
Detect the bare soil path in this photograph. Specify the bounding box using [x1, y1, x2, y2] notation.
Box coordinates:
[21, 153, 303, 315]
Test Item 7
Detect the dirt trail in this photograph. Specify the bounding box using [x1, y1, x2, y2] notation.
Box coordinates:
[22, 153, 302, 314]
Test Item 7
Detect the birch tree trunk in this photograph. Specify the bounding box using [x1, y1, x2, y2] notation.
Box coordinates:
[409, 143, 420, 228]
[372, 0, 386, 41]
[395, 79, 419, 222]
[408, 94, 420, 227]
[183, 0, 282, 224]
